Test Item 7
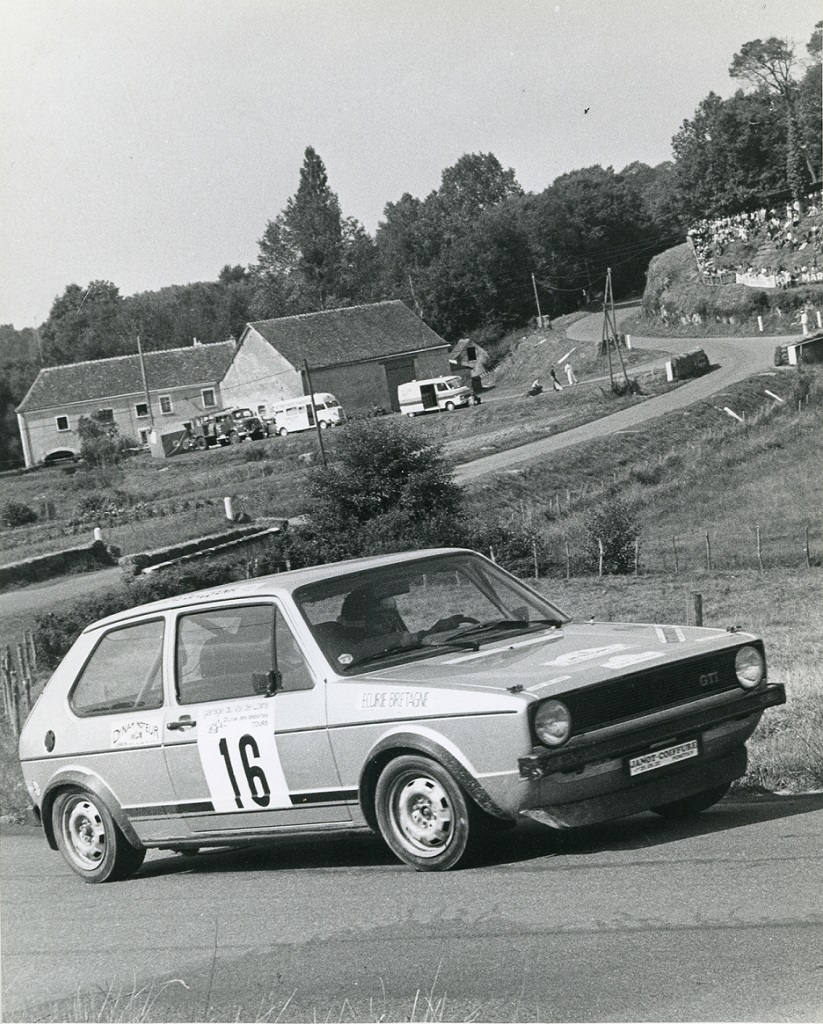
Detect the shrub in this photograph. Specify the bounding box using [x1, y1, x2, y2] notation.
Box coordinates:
[581, 495, 641, 575]
[243, 444, 268, 462]
[77, 413, 130, 467]
[1, 501, 37, 528]
[305, 419, 466, 557]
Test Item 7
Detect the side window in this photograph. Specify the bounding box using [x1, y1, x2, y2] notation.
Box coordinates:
[175, 605, 313, 703]
[176, 606, 274, 704]
[70, 620, 165, 716]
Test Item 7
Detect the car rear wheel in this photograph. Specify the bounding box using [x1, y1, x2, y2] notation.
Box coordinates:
[375, 755, 476, 871]
[278, 426, 289, 437]
[52, 789, 145, 883]
[194, 436, 208, 450]
[651, 782, 731, 819]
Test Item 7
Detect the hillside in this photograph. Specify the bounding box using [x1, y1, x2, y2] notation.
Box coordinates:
[632, 199, 823, 338]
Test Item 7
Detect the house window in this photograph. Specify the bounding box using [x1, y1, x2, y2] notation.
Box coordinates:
[96, 408, 114, 423]
[159, 395, 173, 415]
[466, 346, 477, 362]
[55, 415, 69, 432]
[201, 388, 216, 409]
[257, 404, 266, 417]
[139, 429, 151, 445]
[135, 402, 149, 419]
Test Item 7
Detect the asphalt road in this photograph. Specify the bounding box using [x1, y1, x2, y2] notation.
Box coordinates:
[454, 311, 791, 483]
[3, 795, 823, 1022]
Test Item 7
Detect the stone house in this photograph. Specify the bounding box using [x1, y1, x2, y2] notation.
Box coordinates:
[16, 342, 236, 468]
[221, 300, 451, 415]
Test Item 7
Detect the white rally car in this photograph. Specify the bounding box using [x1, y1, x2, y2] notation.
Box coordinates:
[18, 549, 785, 881]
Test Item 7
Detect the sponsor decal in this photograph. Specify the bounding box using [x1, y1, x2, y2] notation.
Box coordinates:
[603, 652, 667, 669]
[197, 698, 290, 812]
[111, 718, 161, 748]
[542, 644, 628, 667]
[359, 690, 430, 710]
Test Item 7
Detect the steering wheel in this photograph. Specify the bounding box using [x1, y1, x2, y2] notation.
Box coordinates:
[429, 614, 480, 633]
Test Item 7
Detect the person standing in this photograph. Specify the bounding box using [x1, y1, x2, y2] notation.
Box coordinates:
[549, 366, 563, 391]
[564, 363, 577, 385]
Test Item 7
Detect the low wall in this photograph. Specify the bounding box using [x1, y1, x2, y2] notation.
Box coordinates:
[121, 524, 284, 576]
[0, 540, 118, 592]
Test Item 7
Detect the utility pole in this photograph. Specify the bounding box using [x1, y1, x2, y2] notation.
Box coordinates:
[303, 360, 327, 468]
[600, 268, 630, 392]
[531, 273, 543, 327]
[136, 335, 155, 430]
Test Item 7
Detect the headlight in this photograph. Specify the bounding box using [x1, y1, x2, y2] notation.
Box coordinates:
[735, 645, 764, 689]
[534, 699, 572, 747]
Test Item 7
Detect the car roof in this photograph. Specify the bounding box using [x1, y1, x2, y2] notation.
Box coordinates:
[86, 548, 478, 633]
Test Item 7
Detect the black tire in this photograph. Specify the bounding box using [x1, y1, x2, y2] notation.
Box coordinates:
[228, 431, 241, 445]
[651, 782, 731, 820]
[444, 401, 455, 412]
[375, 755, 477, 871]
[52, 788, 145, 883]
[278, 426, 289, 437]
[319, 420, 329, 430]
[194, 436, 208, 450]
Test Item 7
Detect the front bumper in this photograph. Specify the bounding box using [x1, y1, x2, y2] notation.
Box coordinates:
[518, 684, 786, 782]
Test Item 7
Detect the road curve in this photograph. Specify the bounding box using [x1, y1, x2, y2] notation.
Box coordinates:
[454, 311, 793, 484]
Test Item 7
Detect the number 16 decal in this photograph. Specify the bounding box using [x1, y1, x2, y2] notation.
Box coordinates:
[218, 735, 271, 808]
[198, 700, 290, 812]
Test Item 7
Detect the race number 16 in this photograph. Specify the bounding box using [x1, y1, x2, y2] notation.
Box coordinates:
[217, 734, 271, 808]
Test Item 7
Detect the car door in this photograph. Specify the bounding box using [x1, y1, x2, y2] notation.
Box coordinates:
[162, 599, 351, 837]
[62, 616, 186, 845]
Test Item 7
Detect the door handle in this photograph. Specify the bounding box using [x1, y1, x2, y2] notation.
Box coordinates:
[167, 716, 197, 731]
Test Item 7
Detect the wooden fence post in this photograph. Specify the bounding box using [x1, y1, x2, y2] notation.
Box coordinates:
[17, 643, 31, 712]
[691, 592, 703, 627]
[756, 525, 763, 572]
[634, 539, 639, 576]
[672, 536, 679, 575]
[532, 538, 539, 580]
[26, 631, 37, 674]
[806, 525, 811, 569]
[565, 540, 571, 580]
[598, 539, 604, 577]
[489, 547, 496, 564]
[705, 531, 713, 571]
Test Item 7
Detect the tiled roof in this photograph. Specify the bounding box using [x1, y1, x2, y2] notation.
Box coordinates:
[243, 301, 448, 369]
[17, 342, 236, 414]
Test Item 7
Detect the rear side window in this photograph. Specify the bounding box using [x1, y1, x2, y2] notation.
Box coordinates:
[70, 620, 165, 716]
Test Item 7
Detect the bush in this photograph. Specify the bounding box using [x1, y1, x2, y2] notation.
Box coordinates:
[305, 419, 466, 558]
[77, 413, 132, 467]
[243, 444, 268, 462]
[582, 495, 641, 575]
[1, 501, 37, 528]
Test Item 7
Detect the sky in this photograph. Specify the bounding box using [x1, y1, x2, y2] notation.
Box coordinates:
[0, 0, 820, 329]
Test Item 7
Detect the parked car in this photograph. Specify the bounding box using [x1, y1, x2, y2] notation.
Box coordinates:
[398, 376, 479, 416]
[18, 548, 784, 882]
[194, 407, 267, 447]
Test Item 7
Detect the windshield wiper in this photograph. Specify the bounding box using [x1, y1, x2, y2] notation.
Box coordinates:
[445, 618, 562, 642]
[345, 635, 480, 670]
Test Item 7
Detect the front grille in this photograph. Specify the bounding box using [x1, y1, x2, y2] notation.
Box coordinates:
[559, 649, 745, 735]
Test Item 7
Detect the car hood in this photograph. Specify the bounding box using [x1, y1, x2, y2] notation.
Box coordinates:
[348, 621, 757, 700]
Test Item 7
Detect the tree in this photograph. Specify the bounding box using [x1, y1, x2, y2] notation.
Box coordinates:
[437, 153, 523, 222]
[729, 36, 812, 198]
[798, 22, 822, 180]
[254, 146, 377, 313]
[77, 412, 130, 467]
[40, 281, 132, 365]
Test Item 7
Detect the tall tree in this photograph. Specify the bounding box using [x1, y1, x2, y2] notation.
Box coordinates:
[437, 152, 523, 222]
[254, 146, 376, 313]
[729, 36, 812, 198]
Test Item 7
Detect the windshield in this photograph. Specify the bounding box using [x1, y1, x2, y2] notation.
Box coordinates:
[294, 552, 569, 673]
[445, 377, 464, 389]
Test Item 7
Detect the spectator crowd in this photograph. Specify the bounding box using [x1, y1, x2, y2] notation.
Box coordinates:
[686, 192, 823, 289]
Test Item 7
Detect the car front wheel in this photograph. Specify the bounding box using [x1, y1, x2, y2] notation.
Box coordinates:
[52, 789, 145, 883]
[651, 782, 731, 819]
[375, 755, 475, 871]
[444, 401, 455, 411]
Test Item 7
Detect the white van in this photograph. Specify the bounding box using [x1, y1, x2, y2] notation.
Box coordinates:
[398, 376, 478, 416]
[269, 393, 345, 436]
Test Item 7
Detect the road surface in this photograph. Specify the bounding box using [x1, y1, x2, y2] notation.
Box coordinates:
[455, 310, 791, 483]
[2, 795, 822, 1021]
